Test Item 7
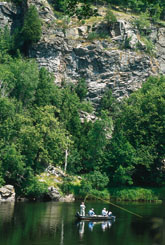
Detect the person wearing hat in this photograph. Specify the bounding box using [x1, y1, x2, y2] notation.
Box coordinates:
[80, 202, 86, 216]
[102, 208, 108, 216]
[88, 208, 95, 216]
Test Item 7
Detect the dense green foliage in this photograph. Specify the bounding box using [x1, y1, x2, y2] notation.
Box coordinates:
[51, 0, 165, 21]
[0, 27, 113, 196]
[110, 187, 160, 201]
[0, 0, 165, 199]
[52, 0, 98, 20]
[106, 76, 165, 187]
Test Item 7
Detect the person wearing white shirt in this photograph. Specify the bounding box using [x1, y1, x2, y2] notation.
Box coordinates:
[80, 202, 86, 216]
[102, 208, 108, 216]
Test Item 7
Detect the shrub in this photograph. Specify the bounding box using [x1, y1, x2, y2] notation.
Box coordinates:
[23, 176, 48, 199]
[121, 36, 132, 49]
[132, 12, 151, 35]
[0, 26, 14, 55]
[110, 187, 159, 201]
[60, 181, 73, 195]
[60, 176, 74, 195]
[90, 189, 110, 200]
[87, 32, 100, 40]
[85, 171, 109, 191]
[104, 7, 117, 24]
[76, 179, 110, 200]
[78, 179, 93, 198]
[128, 0, 144, 13]
[87, 31, 108, 41]
[0, 173, 5, 187]
[113, 165, 134, 186]
[75, 78, 88, 101]
[142, 37, 155, 55]
[80, 101, 94, 113]
[150, 3, 162, 22]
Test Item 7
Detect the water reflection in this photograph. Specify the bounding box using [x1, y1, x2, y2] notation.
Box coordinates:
[77, 220, 113, 236]
[88, 221, 94, 231]
[78, 221, 85, 238]
[131, 217, 165, 245]
[0, 202, 14, 223]
[101, 221, 112, 231]
[0, 201, 164, 245]
[150, 217, 165, 245]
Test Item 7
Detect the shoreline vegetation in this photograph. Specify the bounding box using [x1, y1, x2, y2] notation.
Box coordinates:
[59, 182, 164, 203]
[0, 1, 165, 202]
[36, 170, 164, 203]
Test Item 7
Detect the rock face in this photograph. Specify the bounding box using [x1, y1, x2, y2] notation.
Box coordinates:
[47, 186, 75, 202]
[0, 185, 15, 202]
[0, 1, 22, 31]
[45, 165, 66, 177]
[27, 0, 56, 22]
[47, 186, 61, 201]
[155, 28, 165, 73]
[59, 194, 75, 202]
[44, 166, 75, 202]
[0, 0, 165, 103]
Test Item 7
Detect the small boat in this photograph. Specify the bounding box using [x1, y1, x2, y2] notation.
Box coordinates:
[75, 212, 116, 221]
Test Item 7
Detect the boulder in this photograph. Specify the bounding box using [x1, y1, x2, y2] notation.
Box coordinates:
[0, 185, 15, 202]
[59, 194, 75, 202]
[47, 186, 61, 201]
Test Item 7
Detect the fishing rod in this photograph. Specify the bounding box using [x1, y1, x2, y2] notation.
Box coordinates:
[84, 193, 143, 218]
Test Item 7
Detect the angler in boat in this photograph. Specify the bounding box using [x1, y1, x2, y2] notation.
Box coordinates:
[88, 208, 95, 216]
[76, 205, 115, 221]
[102, 208, 108, 216]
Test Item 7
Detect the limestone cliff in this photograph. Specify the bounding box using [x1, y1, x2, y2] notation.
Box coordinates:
[0, 0, 165, 103]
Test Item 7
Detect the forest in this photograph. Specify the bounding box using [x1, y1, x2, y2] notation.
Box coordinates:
[0, 1, 165, 200]
[51, 0, 165, 21]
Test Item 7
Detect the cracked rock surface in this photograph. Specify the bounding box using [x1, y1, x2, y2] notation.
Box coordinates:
[0, 0, 165, 104]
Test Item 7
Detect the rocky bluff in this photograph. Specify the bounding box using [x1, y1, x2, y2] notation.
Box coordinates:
[1, 0, 165, 103]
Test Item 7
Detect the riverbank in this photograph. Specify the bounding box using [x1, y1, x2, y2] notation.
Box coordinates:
[72, 187, 164, 203]
[0, 185, 164, 203]
[0, 167, 164, 203]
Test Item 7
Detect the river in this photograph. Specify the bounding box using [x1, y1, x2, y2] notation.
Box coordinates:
[0, 201, 164, 245]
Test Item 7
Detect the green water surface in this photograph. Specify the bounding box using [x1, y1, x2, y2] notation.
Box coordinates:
[0, 201, 164, 245]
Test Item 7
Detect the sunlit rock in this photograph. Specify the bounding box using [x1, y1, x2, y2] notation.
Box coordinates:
[0, 185, 15, 202]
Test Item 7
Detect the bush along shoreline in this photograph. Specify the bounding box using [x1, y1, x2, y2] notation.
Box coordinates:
[47, 170, 164, 203]
[0, 174, 164, 203]
[65, 186, 163, 203]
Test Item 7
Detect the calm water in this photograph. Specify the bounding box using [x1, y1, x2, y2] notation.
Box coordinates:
[0, 201, 164, 245]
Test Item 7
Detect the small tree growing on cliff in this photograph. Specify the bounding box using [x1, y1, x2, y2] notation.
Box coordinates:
[104, 5, 117, 30]
[22, 5, 42, 52]
[75, 78, 88, 101]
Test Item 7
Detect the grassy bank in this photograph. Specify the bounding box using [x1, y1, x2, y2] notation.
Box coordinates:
[60, 181, 164, 202]
[109, 187, 163, 202]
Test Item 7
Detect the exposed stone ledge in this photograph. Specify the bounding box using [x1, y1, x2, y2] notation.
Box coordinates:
[47, 186, 75, 202]
[59, 194, 75, 202]
[0, 0, 165, 104]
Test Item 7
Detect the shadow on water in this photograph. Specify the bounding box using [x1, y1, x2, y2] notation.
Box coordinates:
[131, 217, 165, 245]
